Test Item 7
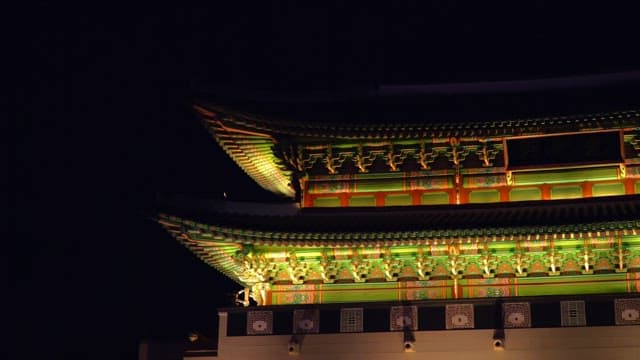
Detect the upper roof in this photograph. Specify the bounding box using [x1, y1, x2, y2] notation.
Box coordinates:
[195, 102, 639, 141]
[195, 102, 640, 198]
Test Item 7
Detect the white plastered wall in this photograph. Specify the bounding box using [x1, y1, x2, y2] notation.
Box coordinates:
[216, 311, 640, 360]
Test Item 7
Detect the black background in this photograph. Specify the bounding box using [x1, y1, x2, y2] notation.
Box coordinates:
[15, 3, 640, 358]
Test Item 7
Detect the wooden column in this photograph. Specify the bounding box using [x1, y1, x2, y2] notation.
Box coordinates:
[411, 190, 422, 205]
[339, 193, 349, 207]
[541, 185, 551, 200]
[624, 179, 636, 194]
[583, 182, 593, 198]
[499, 187, 510, 202]
[303, 193, 314, 208]
[450, 189, 459, 204]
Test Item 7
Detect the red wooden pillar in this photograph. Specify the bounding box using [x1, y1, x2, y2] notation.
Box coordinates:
[458, 189, 469, 204]
[303, 193, 314, 208]
[411, 190, 422, 205]
[583, 182, 593, 198]
[265, 290, 272, 305]
[624, 179, 636, 194]
[339, 193, 349, 207]
[541, 185, 551, 200]
[499, 187, 510, 202]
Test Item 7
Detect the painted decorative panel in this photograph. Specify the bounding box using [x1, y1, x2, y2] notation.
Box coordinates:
[271, 284, 319, 305]
[308, 175, 455, 196]
[614, 298, 640, 325]
[404, 280, 448, 300]
[307, 180, 354, 194]
[446, 304, 474, 329]
[465, 278, 513, 298]
[496, 262, 514, 275]
[464, 263, 482, 276]
[247, 311, 273, 335]
[464, 175, 506, 189]
[411, 176, 452, 190]
[503, 302, 531, 328]
[627, 165, 640, 177]
[561, 258, 581, 273]
[594, 256, 613, 271]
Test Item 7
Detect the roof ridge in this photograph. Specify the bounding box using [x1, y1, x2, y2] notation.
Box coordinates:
[197, 102, 639, 139]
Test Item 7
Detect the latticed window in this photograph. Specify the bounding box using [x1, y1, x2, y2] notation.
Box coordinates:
[340, 308, 363, 333]
[561, 300, 586, 327]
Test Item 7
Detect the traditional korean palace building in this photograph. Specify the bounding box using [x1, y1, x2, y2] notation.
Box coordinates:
[157, 103, 640, 359]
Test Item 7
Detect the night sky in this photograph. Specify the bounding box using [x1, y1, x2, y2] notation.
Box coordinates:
[16, 3, 640, 359]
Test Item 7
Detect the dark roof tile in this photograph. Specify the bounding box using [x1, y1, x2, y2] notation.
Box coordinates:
[157, 195, 640, 234]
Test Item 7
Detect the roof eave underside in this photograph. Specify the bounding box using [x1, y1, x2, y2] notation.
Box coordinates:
[195, 105, 295, 198]
[156, 195, 640, 287]
[158, 213, 640, 288]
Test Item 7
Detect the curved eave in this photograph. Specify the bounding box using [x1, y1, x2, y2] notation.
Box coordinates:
[156, 196, 640, 286]
[157, 217, 250, 287]
[194, 102, 640, 141]
[194, 105, 294, 198]
[158, 213, 640, 249]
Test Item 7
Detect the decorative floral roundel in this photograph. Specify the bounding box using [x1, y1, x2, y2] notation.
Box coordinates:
[507, 312, 526, 325]
[622, 309, 639, 321]
[252, 320, 268, 331]
[298, 319, 315, 330]
[452, 314, 469, 326]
